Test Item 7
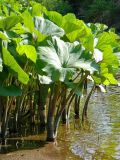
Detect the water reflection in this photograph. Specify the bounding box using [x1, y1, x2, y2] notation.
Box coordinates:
[58, 86, 120, 159]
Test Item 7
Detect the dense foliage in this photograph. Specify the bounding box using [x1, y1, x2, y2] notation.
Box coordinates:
[0, 0, 120, 141]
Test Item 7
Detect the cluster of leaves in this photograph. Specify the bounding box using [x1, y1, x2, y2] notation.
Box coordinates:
[0, 0, 120, 140]
[0, 0, 119, 95]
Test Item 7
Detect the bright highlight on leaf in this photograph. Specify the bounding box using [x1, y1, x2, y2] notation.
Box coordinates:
[94, 48, 103, 63]
[0, 56, 2, 72]
[17, 45, 37, 63]
[34, 16, 65, 37]
[37, 36, 99, 82]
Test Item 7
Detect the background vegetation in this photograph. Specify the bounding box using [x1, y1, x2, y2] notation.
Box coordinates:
[29, 0, 120, 31]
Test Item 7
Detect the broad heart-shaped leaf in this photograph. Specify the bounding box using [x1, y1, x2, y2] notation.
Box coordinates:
[22, 10, 34, 33]
[45, 11, 63, 27]
[0, 55, 2, 72]
[0, 85, 22, 96]
[37, 36, 99, 82]
[102, 46, 119, 69]
[30, 1, 47, 16]
[34, 16, 65, 37]
[61, 17, 91, 42]
[96, 32, 119, 51]
[2, 47, 29, 84]
[17, 45, 37, 63]
[0, 16, 23, 30]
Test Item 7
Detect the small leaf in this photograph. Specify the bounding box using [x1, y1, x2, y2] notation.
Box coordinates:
[96, 84, 106, 93]
[0, 85, 22, 96]
[0, 31, 8, 40]
[0, 16, 23, 30]
[38, 75, 52, 84]
[17, 45, 37, 63]
[93, 48, 103, 63]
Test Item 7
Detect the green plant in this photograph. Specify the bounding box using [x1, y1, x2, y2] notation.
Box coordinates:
[0, 1, 119, 142]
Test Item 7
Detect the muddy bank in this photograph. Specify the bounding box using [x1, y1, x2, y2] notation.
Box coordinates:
[0, 142, 66, 160]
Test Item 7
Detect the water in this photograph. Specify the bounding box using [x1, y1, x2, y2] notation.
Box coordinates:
[58, 85, 120, 159]
[0, 85, 120, 160]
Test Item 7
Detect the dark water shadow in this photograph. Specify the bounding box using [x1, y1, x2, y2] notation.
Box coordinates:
[0, 137, 47, 154]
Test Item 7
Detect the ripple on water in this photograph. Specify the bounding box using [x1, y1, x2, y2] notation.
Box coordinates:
[66, 86, 120, 159]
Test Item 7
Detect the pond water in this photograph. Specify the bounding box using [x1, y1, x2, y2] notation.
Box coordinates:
[0, 85, 120, 160]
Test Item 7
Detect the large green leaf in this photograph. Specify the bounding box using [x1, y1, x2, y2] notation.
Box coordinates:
[0, 85, 22, 96]
[61, 17, 91, 42]
[37, 36, 99, 82]
[102, 46, 119, 69]
[34, 16, 65, 37]
[17, 45, 37, 63]
[46, 11, 63, 27]
[22, 10, 34, 33]
[30, 1, 47, 16]
[96, 32, 119, 50]
[2, 47, 29, 84]
[0, 16, 23, 30]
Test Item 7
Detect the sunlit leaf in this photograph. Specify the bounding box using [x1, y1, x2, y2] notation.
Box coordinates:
[34, 16, 65, 37]
[0, 31, 8, 40]
[37, 36, 99, 82]
[17, 45, 37, 63]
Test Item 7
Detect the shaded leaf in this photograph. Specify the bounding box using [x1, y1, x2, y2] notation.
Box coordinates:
[0, 16, 23, 30]
[2, 47, 29, 84]
[0, 85, 22, 96]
